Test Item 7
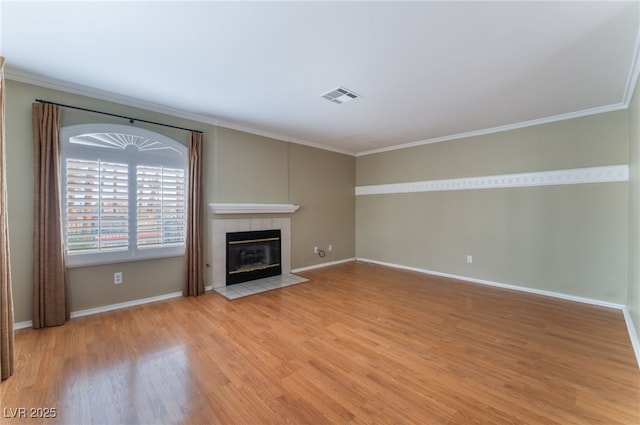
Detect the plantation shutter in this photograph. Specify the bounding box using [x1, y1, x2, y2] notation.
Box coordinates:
[136, 166, 186, 249]
[65, 159, 129, 254]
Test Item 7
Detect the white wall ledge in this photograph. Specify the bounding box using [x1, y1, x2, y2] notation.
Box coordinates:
[356, 164, 629, 196]
[209, 203, 300, 214]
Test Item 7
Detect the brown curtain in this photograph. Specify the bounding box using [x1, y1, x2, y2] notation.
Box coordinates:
[183, 131, 204, 296]
[0, 57, 15, 380]
[32, 102, 69, 328]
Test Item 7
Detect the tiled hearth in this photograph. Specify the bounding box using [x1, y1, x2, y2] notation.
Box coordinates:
[214, 274, 309, 300]
[211, 217, 292, 289]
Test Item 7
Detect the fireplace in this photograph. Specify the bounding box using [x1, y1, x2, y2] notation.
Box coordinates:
[211, 218, 292, 289]
[226, 229, 282, 285]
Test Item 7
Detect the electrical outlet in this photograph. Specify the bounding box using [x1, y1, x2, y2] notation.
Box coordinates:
[328, 244, 332, 251]
[466, 255, 473, 264]
[314, 246, 319, 254]
[114, 272, 123, 284]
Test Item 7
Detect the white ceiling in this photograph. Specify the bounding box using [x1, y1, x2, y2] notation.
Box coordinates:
[2, 1, 639, 156]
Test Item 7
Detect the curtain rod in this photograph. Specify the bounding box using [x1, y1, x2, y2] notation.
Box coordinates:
[35, 99, 204, 134]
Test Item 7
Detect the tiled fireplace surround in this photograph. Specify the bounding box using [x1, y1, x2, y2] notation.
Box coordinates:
[211, 217, 292, 289]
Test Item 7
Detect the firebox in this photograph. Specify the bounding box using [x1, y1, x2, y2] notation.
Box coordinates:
[226, 229, 282, 285]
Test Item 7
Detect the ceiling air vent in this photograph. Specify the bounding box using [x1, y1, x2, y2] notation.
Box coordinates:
[321, 87, 361, 104]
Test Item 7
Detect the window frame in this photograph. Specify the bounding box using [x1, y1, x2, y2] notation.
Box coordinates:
[61, 123, 188, 268]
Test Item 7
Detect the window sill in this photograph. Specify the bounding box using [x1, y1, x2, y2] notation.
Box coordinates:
[65, 252, 184, 269]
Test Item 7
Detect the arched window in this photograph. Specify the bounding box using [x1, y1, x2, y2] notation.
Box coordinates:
[61, 124, 187, 267]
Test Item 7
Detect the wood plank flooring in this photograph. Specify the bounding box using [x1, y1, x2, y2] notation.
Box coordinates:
[1, 261, 639, 424]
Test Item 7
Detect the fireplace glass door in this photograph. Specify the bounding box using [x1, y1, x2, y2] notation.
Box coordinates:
[226, 229, 282, 285]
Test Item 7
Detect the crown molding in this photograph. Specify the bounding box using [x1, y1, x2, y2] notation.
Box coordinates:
[6, 67, 216, 125]
[5, 67, 356, 156]
[356, 103, 628, 157]
[356, 164, 629, 196]
[6, 67, 632, 159]
[623, 16, 640, 107]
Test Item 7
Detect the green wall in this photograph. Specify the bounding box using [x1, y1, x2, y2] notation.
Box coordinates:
[289, 143, 355, 267]
[356, 110, 630, 304]
[5, 80, 355, 323]
[357, 112, 629, 184]
[213, 127, 290, 203]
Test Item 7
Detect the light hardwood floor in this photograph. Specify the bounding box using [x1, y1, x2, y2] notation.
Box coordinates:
[1, 262, 639, 424]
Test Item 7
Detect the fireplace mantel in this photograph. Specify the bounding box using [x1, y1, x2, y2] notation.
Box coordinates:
[209, 203, 300, 214]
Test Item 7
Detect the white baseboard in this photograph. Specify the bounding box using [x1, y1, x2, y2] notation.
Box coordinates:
[623, 308, 640, 369]
[14, 259, 640, 370]
[70, 291, 183, 319]
[14, 290, 184, 330]
[357, 257, 640, 369]
[13, 320, 32, 330]
[357, 257, 624, 309]
[291, 257, 355, 273]
[14, 281, 281, 330]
